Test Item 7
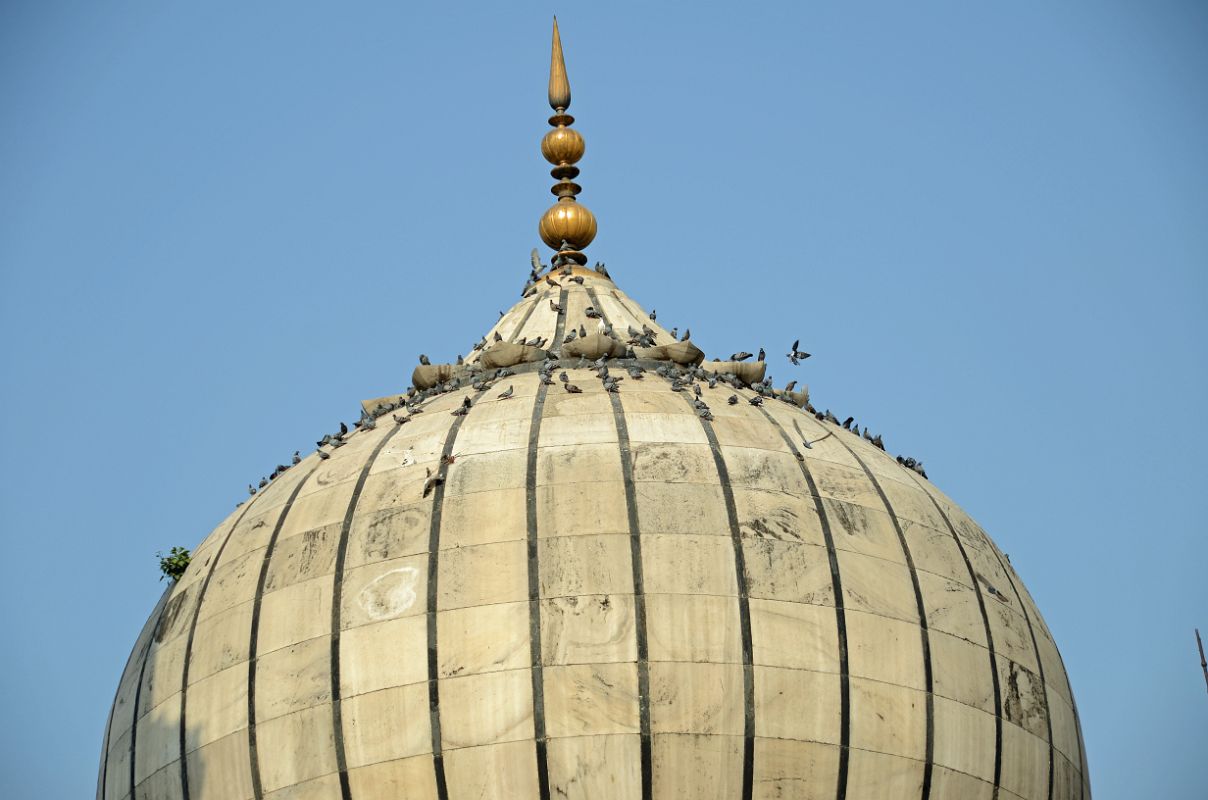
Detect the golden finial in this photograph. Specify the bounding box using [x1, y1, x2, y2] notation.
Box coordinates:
[548, 17, 571, 112]
[539, 17, 596, 267]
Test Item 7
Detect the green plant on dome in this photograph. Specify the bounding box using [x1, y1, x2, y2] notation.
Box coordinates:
[157, 546, 191, 582]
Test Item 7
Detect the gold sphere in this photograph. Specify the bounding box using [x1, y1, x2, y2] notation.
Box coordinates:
[539, 200, 597, 250]
[541, 126, 585, 165]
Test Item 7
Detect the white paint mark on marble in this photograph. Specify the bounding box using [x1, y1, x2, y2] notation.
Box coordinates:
[358, 567, 419, 620]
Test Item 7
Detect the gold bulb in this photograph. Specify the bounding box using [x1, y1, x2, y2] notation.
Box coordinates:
[541, 126, 585, 166]
[539, 201, 597, 250]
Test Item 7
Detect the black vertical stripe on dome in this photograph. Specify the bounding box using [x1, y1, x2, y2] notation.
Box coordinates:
[330, 419, 422, 800]
[585, 286, 609, 328]
[751, 404, 851, 800]
[525, 381, 553, 800]
[551, 287, 570, 348]
[606, 390, 653, 800]
[423, 388, 491, 800]
[607, 291, 647, 330]
[681, 393, 756, 800]
[247, 464, 319, 800]
[943, 486, 1060, 800]
[178, 498, 262, 800]
[1056, 648, 1088, 800]
[507, 292, 544, 344]
[908, 475, 1005, 799]
[109, 587, 170, 800]
[834, 439, 934, 800]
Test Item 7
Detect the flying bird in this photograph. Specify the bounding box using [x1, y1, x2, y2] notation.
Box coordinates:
[787, 340, 811, 365]
[422, 467, 444, 498]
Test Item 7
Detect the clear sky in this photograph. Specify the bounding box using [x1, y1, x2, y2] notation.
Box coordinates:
[1, 2, 1205, 798]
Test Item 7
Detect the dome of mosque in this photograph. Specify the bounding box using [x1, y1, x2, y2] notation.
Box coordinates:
[98, 18, 1089, 800]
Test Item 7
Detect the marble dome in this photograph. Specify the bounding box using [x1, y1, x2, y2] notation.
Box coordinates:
[98, 19, 1088, 800]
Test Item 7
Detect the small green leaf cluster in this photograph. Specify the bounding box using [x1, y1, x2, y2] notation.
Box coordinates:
[157, 546, 191, 582]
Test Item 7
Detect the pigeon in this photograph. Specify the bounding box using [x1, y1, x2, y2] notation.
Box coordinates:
[784, 380, 797, 392]
[247, 484, 257, 496]
[649, 309, 657, 321]
[731, 352, 753, 362]
[585, 306, 601, 319]
[546, 277, 562, 288]
[292, 451, 301, 465]
[564, 383, 582, 393]
[456, 354, 464, 365]
[728, 394, 739, 405]
[579, 324, 588, 338]
[669, 327, 678, 340]
[494, 331, 503, 342]
[339, 422, 349, 436]
[698, 408, 714, 421]
[419, 354, 431, 366]
[680, 328, 691, 342]
[787, 340, 811, 365]
[497, 385, 514, 400]
[422, 467, 444, 499]
[627, 366, 645, 380]
[801, 431, 832, 449]
[748, 395, 764, 406]
[259, 477, 268, 488]
[550, 300, 563, 313]
[559, 371, 569, 383]
[393, 413, 411, 425]
[594, 261, 610, 278]
[842, 417, 854, 430]
[569, 275, 585, 284]
[757, 348, 765, 362]
[317, 450, 331, 460]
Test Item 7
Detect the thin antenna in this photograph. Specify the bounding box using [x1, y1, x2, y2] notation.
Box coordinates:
[1197, 628, 1208, 695]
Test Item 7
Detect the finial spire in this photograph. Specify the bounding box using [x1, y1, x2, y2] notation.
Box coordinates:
[538, 18, 596, 267]
[549, 17, 571, 112]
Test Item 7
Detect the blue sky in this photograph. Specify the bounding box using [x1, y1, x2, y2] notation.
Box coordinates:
[1, 2, 1205, 798]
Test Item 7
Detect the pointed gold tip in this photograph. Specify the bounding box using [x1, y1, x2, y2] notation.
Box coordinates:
[548, 16, 571, 111]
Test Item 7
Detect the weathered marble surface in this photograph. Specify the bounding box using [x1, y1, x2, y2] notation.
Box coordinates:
[99, 275, 1088, 800]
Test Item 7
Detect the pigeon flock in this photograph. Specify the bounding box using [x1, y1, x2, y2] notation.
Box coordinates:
[239, 253, 929, 506]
